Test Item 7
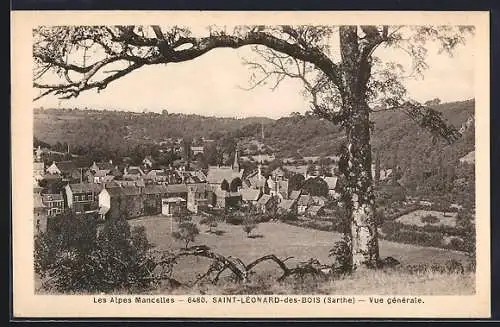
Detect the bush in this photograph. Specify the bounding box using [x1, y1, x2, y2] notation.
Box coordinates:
[226, 215, 244, 225]
[242, 217, 258, 237]
[421, 215, 440, 224]
[329, 238, 352, 274]
[384, 229, 443, 248]
[34, 213, 157, 293]
[381, 221, 400, 235]
[278, 212, 298, 222]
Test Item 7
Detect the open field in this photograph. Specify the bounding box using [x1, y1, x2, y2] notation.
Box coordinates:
[129, 215, 471, 286]
[396, 210, 458, 227]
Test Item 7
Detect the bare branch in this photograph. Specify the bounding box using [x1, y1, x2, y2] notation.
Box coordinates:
[33, 26, 343, 101]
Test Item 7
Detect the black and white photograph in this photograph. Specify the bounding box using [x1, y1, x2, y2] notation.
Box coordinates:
[12, 11, 490, 318]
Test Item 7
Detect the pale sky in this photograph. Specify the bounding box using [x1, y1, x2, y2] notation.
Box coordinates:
[34, 30, 475, 119]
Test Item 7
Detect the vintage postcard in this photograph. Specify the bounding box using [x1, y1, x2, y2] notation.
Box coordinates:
[11, 10, 490, 318]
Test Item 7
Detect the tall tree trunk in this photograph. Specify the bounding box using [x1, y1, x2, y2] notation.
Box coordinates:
[342, 107, 379, 268]
[339, 26, 380, 269]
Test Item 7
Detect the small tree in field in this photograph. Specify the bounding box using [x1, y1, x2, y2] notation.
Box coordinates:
[172, 221, 199, 249]
[209, 220, 218, 233]
[242, 217, 258, 237]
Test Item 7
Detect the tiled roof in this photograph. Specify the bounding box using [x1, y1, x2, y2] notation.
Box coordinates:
[241, 188, 261, 201]
[307, 205, 324, 215]
[297, 194, 313, 206]
[246, 171, 266, 188]
[94, 169, 110, 177]
[289, 190, 301, 200]
[101, 175, 115, 182]
[68, 183, 102, 194]
[42, 193, 64, 203]
[256, 194, 272, 206]
[104, 180, 120, 188]
[166, 183, 188, 194]
[278, 199, 296, 210]
[206, 166, 243, 184]
[55, 161, 78, 173]
[322, 176, 338, 190]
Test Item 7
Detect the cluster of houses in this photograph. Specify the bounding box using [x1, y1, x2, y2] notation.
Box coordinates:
[32, 139, 402, 238]
[32, 144, 347, 235]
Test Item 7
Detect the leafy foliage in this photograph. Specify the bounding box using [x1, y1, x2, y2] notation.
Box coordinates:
[34, 213, 156, 293]
[172, 221, 200, 249]
[242, 216, 258, 237]
[301, 176, 329, 197]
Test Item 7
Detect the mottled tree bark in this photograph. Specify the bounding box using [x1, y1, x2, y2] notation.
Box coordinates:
[339, 26, 379, 269]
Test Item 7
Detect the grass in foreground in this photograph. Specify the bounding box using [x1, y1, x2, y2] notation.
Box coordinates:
[149, 269, 476, 296]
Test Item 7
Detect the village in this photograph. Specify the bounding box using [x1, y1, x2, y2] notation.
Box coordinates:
[32, 138, 400, 236]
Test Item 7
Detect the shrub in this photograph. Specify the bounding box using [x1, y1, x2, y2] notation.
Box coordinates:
[34, 213, 157, 293]
[256, 214, 272, 223]
[226, 215, 243, 225]
[381, 221, 400, 235]
[278, 212, 298, 222]
[445, 259, 465, 274]
[242, 217, 257, 237]
[329, 238, 352, 274]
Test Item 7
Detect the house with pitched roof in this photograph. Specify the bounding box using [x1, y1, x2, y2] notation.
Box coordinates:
[322, 176, 340, 198]
[277, 199, 297, 214]
[46, 160, 86, 183]
[297, 194, 314, 214]
[90, 161, 115, 173]
[289, 190, 302, 201]
[244, 165, 267, 192]
[64, 183, 101, 214]
[191, 146, 205, 156]
[311, 196, 328, 207]
[86, 168, 114, 184]
[206, 150, 243, 208]
[255, 194, 277, 214]
[267, 168, 289, 201]
[123, 166, 145, 180]
[143, 169, 170, 183]
[143, 184, 168, 215]
[186, 183, 209, 213]
[306, 205, 325, 217]
[241, 188, 262, 205]
[42, 193, 65, 217]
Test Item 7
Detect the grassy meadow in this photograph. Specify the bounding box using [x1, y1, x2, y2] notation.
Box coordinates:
[129, 215, 474, 295]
